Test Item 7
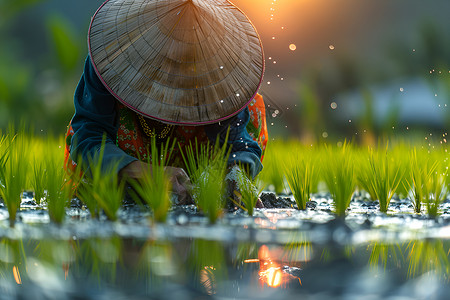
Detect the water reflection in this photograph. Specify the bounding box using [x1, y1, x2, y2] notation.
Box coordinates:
[0, 234, 449, 298]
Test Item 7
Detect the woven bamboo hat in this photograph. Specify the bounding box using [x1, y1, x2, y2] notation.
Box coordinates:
[88, 0, 264, 125]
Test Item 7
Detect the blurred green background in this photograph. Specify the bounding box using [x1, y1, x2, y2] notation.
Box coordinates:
[1, 0, 449, 143]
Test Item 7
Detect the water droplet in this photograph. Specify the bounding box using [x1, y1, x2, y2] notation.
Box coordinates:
[267, 81, 271, 85]
[268, 57, 272, 60]
[330, 102, 337, 109]
[273, 61, 277, 64]
[220, 66, 224, 70]
[329, 45, 335, 50]
[400, 87, 404, 92]
[236, 93, 240, 97]
[271, 123, 274, 126]
[435, 93, 438, 97]
[289, 44, 297, 51]
[272, 37, 276, 40]
[322, 132, 328, 138]
[233, 154, 236, 158]
[348, 120, 352, 123]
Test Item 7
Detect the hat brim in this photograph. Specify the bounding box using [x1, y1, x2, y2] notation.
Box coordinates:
[88, 0, 265, 125]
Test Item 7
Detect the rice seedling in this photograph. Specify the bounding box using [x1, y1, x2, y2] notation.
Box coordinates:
[406, 148, 438, 214]
[424, 166, 447, 218]
[356, 149, 378, 202]
[233, 165, 263, 216]
[0, 127, 29, 227]
[358, 145, 403, 213]
[76, 138, 124, 221]
[31, 158, 45, 205]
[128, 138, 173, 223]
[321, 141, 356, 217]
[0, 133, 9, 186]
[181, 136, 230, 224]
[44, 156, 73, 224]
[259, 140, 286, 194]
[285, 152, 318, 210]
[390, 143, 412, 199]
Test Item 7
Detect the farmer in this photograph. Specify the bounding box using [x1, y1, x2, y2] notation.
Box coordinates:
[64, 0, 268, 205]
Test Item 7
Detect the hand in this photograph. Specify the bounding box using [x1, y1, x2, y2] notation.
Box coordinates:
[164, 166, 193, 205]
[119, 161, 192, 205]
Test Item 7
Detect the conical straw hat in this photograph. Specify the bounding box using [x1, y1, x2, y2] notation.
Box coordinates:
[88, 0, 264, 125]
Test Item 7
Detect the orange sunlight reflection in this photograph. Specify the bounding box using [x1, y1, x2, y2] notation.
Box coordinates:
[63, 263, 70, 280]
[13, 266, 21, 285]
[244, 245, 303, 288]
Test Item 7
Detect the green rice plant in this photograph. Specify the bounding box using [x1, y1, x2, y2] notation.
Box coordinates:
[0, 127, 29, 227]
[77, 138, 124, 221]
[31, 158, 45, 205]
[390, 143, 412, 199]
[259, 140, 286, 194]
[128, 138, 173, 223]
[44, 157, 73, 224]
[406, 148, 438, 214]
[359, 145, 403, 213]
[234, 166, 263, 216]
[0, 133, 9, 186]
[285, 152, 318, 210]
[321, 141, 356, 217]
[356, 148, 378, 202]
[181, 136, 230, 224]
[424, 167, 447, 218]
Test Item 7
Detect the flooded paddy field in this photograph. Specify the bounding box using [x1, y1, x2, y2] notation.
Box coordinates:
[1, 192, 450, 300]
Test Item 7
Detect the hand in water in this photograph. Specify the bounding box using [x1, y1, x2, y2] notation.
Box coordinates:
[119, 161, 193, 205]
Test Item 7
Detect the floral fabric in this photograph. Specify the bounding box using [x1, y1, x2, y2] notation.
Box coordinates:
[64, 94, 268, 175]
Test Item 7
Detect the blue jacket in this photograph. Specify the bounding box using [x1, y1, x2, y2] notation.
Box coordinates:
[70, 57, 263, 178]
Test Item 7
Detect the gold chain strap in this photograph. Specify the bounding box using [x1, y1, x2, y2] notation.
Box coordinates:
[138, 114, 173, 139]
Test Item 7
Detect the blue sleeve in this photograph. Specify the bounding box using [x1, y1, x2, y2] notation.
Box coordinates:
[70, 57, 137, 175]
[204, 108, 263, 179]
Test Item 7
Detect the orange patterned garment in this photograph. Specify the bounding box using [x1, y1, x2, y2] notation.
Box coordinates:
[64, 94, 268, 175]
